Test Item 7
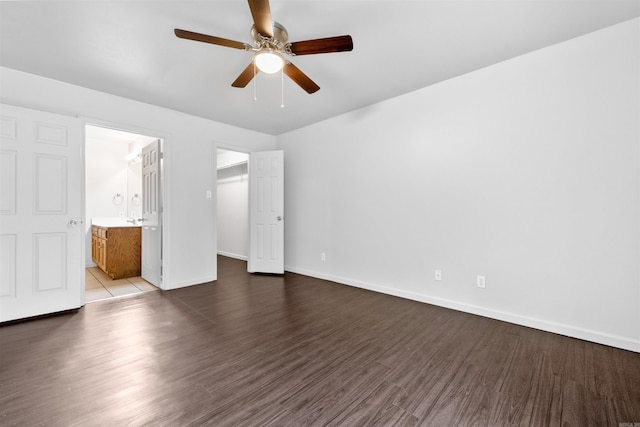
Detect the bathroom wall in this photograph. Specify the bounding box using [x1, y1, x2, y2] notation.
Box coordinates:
[85, 137, 130, 266]
[85, 127, 157, 267]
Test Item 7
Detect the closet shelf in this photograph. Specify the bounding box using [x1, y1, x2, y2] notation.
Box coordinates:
[217, 160, 248, 171]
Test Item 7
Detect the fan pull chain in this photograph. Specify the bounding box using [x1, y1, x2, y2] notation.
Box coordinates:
[253, 61, 257, 102]
[280, 67, 285, 109]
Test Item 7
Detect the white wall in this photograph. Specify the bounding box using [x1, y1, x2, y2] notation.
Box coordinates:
[217, 168, 249, 260]
[277, 19, 640, 352]
[0, 66, 276, 289]
[86, 138, 129, 219]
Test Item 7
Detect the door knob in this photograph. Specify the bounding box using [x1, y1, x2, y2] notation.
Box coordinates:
[277, 216, 283, 221]
[68, 219, 80, 226]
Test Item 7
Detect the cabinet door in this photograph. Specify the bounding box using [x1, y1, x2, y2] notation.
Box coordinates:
[98, 238, 107, 272]
[91, 235, 96, 263]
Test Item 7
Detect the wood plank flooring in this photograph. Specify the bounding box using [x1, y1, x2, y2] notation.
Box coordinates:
[1, 255, 639, 426]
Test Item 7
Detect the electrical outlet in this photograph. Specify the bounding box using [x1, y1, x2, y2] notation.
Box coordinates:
[477, 275, 486, 288]
[435, 270, 442, 281]
[321, 253, 326, 262]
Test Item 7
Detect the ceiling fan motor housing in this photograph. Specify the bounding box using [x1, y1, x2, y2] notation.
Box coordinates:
[251, 21, 289, 50]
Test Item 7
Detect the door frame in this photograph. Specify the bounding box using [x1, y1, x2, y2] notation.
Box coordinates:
[82, 118, 169, 290]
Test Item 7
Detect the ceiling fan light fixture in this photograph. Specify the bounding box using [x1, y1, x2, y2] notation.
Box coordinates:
[175, 0, 353, 94]
[254, 51, 283, 74]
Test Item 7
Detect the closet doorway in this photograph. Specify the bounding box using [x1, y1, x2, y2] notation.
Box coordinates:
[217, 148, 250, 261]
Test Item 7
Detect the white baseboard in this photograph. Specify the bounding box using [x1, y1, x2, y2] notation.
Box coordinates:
[217, 251, 248, 261]
[285, 265, 640, 353]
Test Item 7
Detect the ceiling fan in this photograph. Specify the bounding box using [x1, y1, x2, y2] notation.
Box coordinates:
[174, 0, 353, 94]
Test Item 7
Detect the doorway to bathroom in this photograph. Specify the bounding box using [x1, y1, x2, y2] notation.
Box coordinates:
[84, 124, 162, 302]
[216, 148, 250, 262]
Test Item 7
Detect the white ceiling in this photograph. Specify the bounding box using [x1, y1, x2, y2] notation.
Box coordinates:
[1, 1, 639, 135]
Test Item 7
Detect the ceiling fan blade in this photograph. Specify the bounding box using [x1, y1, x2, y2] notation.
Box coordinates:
[174, 29, 250, 50]
[248, 0, 273, 38]
[231, 62, 258, 88]
[283, 62, 320, 94]
[288, 35, 353, 55]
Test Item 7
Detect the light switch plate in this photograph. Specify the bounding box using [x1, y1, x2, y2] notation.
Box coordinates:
[477, 275, 486, 288]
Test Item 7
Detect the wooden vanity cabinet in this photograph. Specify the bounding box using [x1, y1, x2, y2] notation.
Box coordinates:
[91, 225, 141, 279]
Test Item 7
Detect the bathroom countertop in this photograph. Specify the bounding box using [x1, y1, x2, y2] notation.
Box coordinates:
[92, 217, 142, 228]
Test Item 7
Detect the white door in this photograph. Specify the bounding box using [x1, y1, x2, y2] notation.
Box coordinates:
[248, 150, 284, 274]
[0, 104, 83, 322]
[141, 139, 162, 287]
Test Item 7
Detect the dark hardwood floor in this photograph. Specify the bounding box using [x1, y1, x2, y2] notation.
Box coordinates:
[1, 255, 639, 426]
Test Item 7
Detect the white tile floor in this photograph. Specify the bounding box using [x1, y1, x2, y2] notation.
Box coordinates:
[85, 267, 158, 302]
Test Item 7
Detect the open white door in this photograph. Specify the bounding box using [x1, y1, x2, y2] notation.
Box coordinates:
[248, 150, 284, 274]
[141, 139, 162, 287]
[0, 104, 83, 322]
